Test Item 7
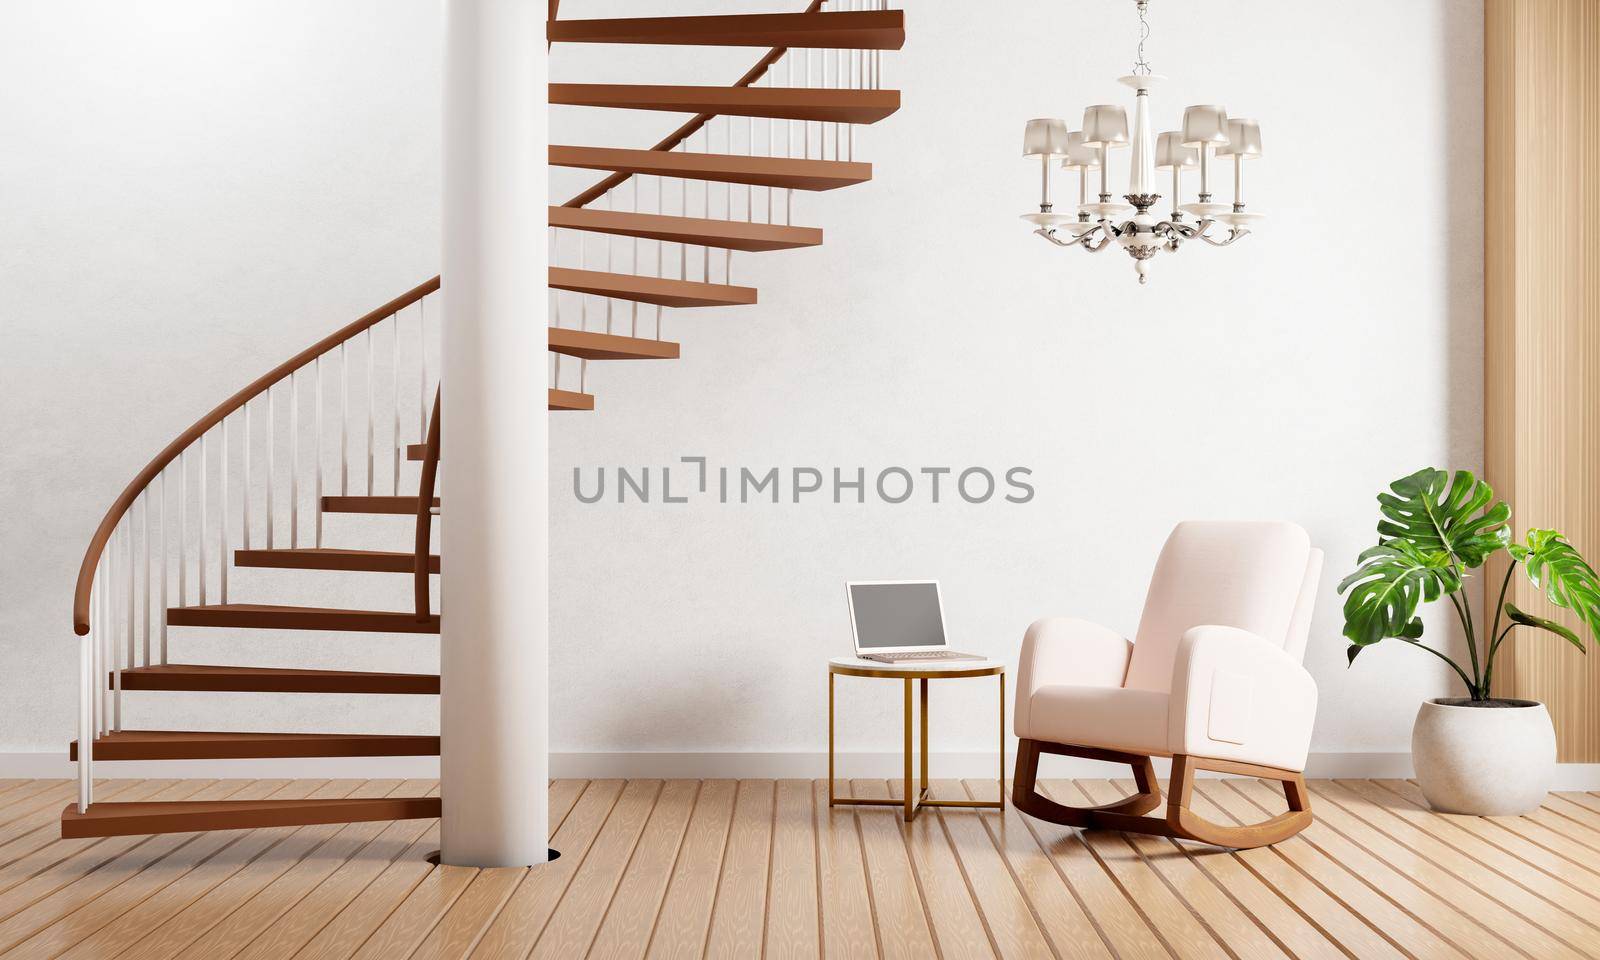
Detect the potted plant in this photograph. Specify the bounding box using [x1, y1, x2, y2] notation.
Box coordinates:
[1339, 468, 1600, 814]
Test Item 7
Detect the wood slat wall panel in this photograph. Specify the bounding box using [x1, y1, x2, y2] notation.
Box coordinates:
[1484, 0, 1600, 757]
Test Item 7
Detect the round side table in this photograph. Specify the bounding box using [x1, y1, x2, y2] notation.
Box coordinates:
[828, 656, 1006, 821]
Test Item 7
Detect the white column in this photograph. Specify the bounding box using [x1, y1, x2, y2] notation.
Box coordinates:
[440, 0, 549, 868]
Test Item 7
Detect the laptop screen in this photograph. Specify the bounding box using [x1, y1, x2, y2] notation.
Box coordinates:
[849, 582, 947, 650]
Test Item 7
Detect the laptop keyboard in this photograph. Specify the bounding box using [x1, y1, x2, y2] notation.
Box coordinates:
[866, 651, 969, 661]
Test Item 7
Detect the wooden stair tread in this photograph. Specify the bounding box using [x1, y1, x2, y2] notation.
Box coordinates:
[550, 84, 899, 123]
[167, 603, 440, 634]
[548, 206, 821, 251]
[549, 327, 680, 360]
[61, 796, 441, 838]
[322, 495, 438, 514]
[550, 146, 870, 191]
[547, 10, 906, 50]
[550, 267, 756, 308]
[235, 547, 439, 573]
[69, 730, 440, 761]
[549, 388, 595, 411]
[116, 664, 439, 694]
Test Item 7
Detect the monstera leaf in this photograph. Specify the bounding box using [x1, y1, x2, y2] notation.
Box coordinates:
[1504, 603, 1583, 654]
[1338, 539, 1458, 647]
[1510, 528, 1600, 646]
[1376, 468, 1511, 568]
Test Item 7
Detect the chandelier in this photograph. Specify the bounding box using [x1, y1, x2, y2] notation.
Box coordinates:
[1020, 0, 1262, 284]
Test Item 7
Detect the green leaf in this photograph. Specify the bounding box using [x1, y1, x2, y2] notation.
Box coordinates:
[1505, 602, 1584, 653]
[1346, 644, 1365, 667]
[1515, 529, 1600, 647]
[1375, 468, 1511, 569]
[1337, 540, 1455, 646]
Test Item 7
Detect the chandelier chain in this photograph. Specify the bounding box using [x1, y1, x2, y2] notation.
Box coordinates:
[1133, 0, 1152, 76]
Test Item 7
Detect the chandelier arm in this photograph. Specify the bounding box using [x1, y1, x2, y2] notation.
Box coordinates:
[1034, 225, 1107, 249]
[1033, 227, 1078, 248]
[1083, 230, 1118, 253]
[1196, 228, 1249, 247]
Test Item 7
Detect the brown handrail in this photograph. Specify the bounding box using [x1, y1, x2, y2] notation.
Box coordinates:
[71, 275, 441, 635]
[560, 0, 825, 209]
[414, 387, 442, 620]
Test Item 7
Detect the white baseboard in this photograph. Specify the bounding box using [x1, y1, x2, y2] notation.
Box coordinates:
[4, 751, 1600, 788]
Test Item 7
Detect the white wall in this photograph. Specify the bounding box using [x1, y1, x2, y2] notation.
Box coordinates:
[0, 0, 1483, 771]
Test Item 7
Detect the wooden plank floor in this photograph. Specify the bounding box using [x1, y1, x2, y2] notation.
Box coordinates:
[2, 778, 1600, 958]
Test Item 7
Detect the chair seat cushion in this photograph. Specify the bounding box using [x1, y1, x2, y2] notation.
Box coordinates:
[1027, 685, 1170, 756]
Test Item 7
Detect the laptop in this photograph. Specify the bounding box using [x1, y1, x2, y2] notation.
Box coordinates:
[846, 580, 984, 663]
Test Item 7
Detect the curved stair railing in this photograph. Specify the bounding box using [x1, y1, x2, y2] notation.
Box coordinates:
[65, 0, 904, 836]
[69, 277, 442, 813]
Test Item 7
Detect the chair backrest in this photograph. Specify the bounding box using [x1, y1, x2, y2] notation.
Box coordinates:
[1123, 521, 1317, 692]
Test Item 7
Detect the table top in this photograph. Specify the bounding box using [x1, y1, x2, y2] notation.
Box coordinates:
[829, 655, 1005, 679]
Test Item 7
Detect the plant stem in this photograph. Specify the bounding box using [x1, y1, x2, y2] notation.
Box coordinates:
[1404, 639, 1479, 695]
[1483, 560, 1517, 696]
[1447, 586, 1483, 697]
[1483, 624, 1517, 693]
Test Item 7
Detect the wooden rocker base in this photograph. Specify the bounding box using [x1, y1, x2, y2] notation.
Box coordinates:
[1011, 739, 1311, 850]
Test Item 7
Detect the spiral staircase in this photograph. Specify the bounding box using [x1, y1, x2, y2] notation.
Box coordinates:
[60, 3, 905, 838]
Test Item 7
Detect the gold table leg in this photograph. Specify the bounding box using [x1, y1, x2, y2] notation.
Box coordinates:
[903, 678, 914, 821]
[920, 677, 929, 801]
[827, 670, 835, 806]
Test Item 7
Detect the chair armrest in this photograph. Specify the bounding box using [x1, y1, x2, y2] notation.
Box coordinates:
[1167, 625, 1318, 772]
[1015, 617, 1131, 740]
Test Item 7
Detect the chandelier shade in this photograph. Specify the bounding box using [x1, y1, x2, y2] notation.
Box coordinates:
[1061, 131, 1102, 170]
[1016, 0, 1263, 284]
[1156, 131, 1198, 169]
[1180, 104, 1230, 146]
[1217, 118, 1263, 158]
[1022, 118, 1073, 158]
[1081, 105, 1129, 147]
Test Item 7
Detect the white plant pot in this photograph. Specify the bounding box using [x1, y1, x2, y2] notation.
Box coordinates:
[1412, 698, 1556, 815]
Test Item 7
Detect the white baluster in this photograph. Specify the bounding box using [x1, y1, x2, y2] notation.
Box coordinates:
[179, 449, 188, 604]
[418, 299, 427, 439]
[95, 554, 105, 737]
[579, 228, 588, 333]
[220, 417, 228, 605]
[290, 369, 300, 547]
[366, 327, 375, 496]
[266, 383, 276, 548]
[242, 400, 251, 551]
[664, 170, 672, 336]
[78, 621, 93, 812]
[552, 229, 563, 390]
[806, 46, 814, 162]
[849, 7, 857, 161]
[631, 178, 640, 337]
[199, 432, 208, 605]
[141, 491, 150, 665]
[340, 342, 350, 496]
[788, 53, 795, 224]
[159, 468, 167, 664]
[604, 191, 614, 335]
[113, 524, 122, 731]
[124, 518, 133, 676]
[315, 356, 324, 547]
[391, 317, 401, 493]
[766, 71, 775, 223]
